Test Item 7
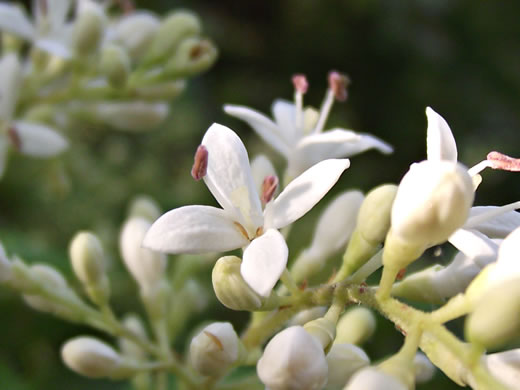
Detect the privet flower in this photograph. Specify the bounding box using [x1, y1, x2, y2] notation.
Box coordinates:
[335, 307, 377, 346]
[225, 72, 392, 179]
[344, 367, 408, 390]
[144, 124, 349, 297]
[257, 326, 328, 390]
[189, 322, 242, 377]
[326, 343, 370, 390]
[484, 349, 520, 390]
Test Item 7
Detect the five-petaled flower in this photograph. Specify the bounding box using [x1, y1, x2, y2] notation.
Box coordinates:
[143, 123, 350, 297]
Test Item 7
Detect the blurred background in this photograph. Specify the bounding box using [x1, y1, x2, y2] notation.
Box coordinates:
[1, 0, 520, 388]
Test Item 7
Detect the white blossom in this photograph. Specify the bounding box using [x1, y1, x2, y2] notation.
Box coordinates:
[144, 123, 349, 297]
[484, 349, 520, 390]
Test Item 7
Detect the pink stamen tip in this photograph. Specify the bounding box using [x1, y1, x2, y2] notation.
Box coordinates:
[261, 175, 279, 204]
[487, 151, 520, 172]
[191, 145, 208, 181]
[39, 0, 48, 16]
[7, 127, 21, 151]
[328, 71, 350, 102]
[292, 74, 309, 94]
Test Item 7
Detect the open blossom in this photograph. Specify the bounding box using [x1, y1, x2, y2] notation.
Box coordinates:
[224, 72, 392, 179]
[0, 53, 68, 179]
[143, 123, 349, 296]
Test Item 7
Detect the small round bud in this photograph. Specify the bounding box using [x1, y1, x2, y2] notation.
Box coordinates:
[69, 231, 105, 287]
[164, 37, 218, 78]
[358, 184, 398, 245]
[257, 326, 328, 390]
[413, 353, 435, 384]
[143, 11, 202, 64]
[335, 307, 377, 346]
[72, 0, 106, 55]
[289, 307, 327, 326]
[110, 11, 160, 60]
[128, 195, 162, 222]
[303, 317, 336, 351]
[212, 256, 265, 311]
[62, 337, 133, 379]
[189, 322, 241, 377]
[99, 45, 131, 87]
[89, 102, 169, 131]
[326, 343, 370, 390]
[344, 367, 408, 390]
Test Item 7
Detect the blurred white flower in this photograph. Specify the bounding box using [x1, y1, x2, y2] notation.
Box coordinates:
[225, 72, 392, 179]
[144, 123, 349, 297]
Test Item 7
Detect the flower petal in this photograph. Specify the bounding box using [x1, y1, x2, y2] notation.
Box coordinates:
[288, 129, 391, 177]
[202, 124, 263, 233]
[12, 121, 68, 157]
[47, 0, 73, 29]
[250, 154, 277, 197]
[36, 36, 72, 58]
[271, 99, 299, 144]
[224, 104, 290, 157]
[464, 204, 520, 238]
[143, 205, 249, 254]
[0, 4, 35, 40]
[0, 53, 22, 120]
[448, 228, 499, 268]
[426, 107, 457, 162]
[241, 229, 288, 297]
[264, 159, 350, 229]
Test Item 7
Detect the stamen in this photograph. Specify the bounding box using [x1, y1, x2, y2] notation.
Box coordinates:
[234, 222, 250, 240]
[487, 151, 520, 172]
[191, 145, 208, 181]
[255, 226, 264, 237]
[203, 331, 223, 350]
[467, 160, 493, 177]
[292, 74, 308, 134]
[39, 0, 48, 16]
[260, 175, 279, 205]
[328, 71, 350, 102]
[7, 127, 21, 151]
[114, 0, 135, 14]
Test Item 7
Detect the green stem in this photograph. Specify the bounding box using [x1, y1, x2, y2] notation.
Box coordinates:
[429, 294, 472, 324]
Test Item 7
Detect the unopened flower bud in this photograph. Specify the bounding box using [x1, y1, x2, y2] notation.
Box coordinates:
[326, 343, 370, 390]
[304, 317, 336, 351]
[119, 314, 148, 360]
[99, 45, 131, 88]
[120, 217, 166, 294]
[212, 256, 269, 311]
[73, 0, 106, 55]
[143, 11, 202, 65]
[335, 307, 377, 346]
[9, 122, 68, 157]
[484, 349, 520, 390]
[128, 195, 162, 222]
[164, 37, 218, 78]
[89, 101, 169, 131]
[344, 367, 408, 390]
[62, 337, 137, 379]
[0, 242, 12, 283]
[69, 231, 109, 305]
[190, 322, 243, 377]
[413, 353, 435, 384]
[465, 277, 520, 350]
[289, 307, 327, 326]
[257, 326, 328, 390]
[110, 12, 160, 60]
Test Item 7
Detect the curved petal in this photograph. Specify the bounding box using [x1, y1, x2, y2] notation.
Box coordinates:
[264, 159, 350, 229]
[143, 205, 249, 254]
[12, 121, 68, 157]
[224, 104, 290, 157]
[448, 228, 499, 268]
[202, 124, 263, 232]
[0, 4, 35, 39]
[271, 99, 299, 144]
[426, 107, 457, 162]
[464, 204, 520, 238]
[241, 229, 288, 297]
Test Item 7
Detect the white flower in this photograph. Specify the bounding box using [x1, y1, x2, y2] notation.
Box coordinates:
[0, 53, 68, 179]
[0, 0, 73, 57]
[144, 123, 349, 297]
[344, 367, 408, 390]
[484, 349, 520, 390]
[257, 326, 328, 390]
[224, 73, 391, 179]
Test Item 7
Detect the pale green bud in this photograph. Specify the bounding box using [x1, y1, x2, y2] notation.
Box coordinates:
[134, 80, 186, 100]
[89, 101, 169, 131]
[465, 278, 520, 350]
[128, 195, 162, 222]
[289, 307, 327, 326]
[257, 326, 328, 390]
[484, 349, 520, 390]
[358, 184, 398, 245]
[164, 37, 218, 78]
[62, 336, 138, 379]
[189, 322, 243, 377]
[413, 353, 435, 384]
[343, 367, 408, 390]
[72, 0, 106, 56]
[143, 11, 202, 65]
[303, 317, 336, 351]
[326, 343, 370, 390]
[335, 307, 377, 346]
[110, 12, 160, 60]
[69, 231, 109, 305]
[0, 242, 12, 283]
[99, 45, 131, 88]
[212, 256, 264, 311]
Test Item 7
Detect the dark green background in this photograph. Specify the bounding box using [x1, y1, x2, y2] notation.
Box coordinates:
[1, 0, 520, 388]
